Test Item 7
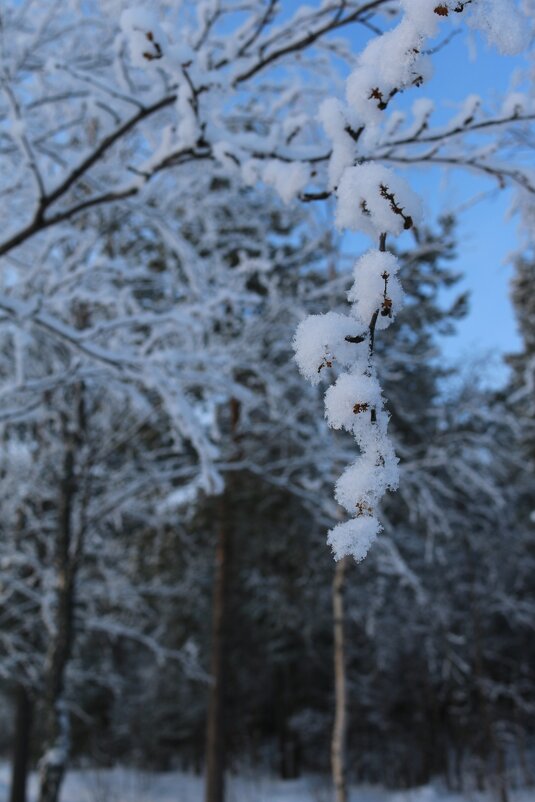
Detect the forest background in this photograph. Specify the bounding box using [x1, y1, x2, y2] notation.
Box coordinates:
[0, 3, 534, 802]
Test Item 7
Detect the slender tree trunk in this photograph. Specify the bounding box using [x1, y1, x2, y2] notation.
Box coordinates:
[332, 556, 349, 802]
[204, 398, 240, 802]
[204, 503, 231, 802]
[494, 741, 509, 802]
[472, 595, 509, 802]
[38, 432, 78, 802]
[9, 685, 33, 802]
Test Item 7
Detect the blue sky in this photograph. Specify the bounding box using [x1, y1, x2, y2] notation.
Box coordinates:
[414, 28, 527, 378]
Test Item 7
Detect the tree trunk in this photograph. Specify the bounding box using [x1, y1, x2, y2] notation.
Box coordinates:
[514, 708, 533, 787]
[9, 685, 32, 802]
[332, 556, 349, 802]
[38, 439, 77, 802]
[472, 595, 509, 802]
[204, 497, 231, 802]
[204, 398, 240, 802]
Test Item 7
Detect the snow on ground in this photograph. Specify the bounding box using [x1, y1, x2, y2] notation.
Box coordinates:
[0, 764, 533, 802]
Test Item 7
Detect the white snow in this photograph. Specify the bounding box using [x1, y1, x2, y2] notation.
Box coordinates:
[120, 8, 167, 68]
[324, 372, 382, 431]
[293, 312, 365, 384]
[176, 83, 200, 148]
[262, 160, 310, 204]
[348, 249, 404, 329]
[317, 98, 357, 189]
[399, 0, 441, 37]
[467, 0, 530, 55]
[335, 163, 422, 239]
[3, 763, 530, 802]
[501, 92, 529, 118]
[447, 95, 481, 131]
[335, 453, 397, 515]
[327, 515, 382, 561]
[345, 18, 432, 125]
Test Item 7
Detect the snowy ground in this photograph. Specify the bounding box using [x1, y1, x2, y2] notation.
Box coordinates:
[0, 764, 532, 802]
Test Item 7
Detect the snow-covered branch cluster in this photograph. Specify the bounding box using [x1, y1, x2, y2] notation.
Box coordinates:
[294, 167, 421, 560]
[294, 0, 533, 560]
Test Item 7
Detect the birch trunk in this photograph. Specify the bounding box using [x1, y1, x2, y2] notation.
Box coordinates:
[332, 556, 349, 802]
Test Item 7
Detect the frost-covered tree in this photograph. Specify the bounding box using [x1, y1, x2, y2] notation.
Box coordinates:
[4, 371, 163, 799]
[0, 0, 534, 565]
[155, 220, 474, 774]
[2, 142, 333, 801]
[0, 365, 204, 802]
[0, 4, 534, 799]
[3, 211, 526, 796]
[507, 251, 535, 491]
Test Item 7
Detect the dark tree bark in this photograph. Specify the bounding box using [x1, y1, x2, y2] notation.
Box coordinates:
[38, 387, 86, 802]
[9, 685, 33, 802]
[472, 591, 509, 802]
[204, 504, 231, 802]
[38, 440, 77, 802]
[204, 398, 240, 802]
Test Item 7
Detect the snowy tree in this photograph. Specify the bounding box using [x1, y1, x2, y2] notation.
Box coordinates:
[2, 139, 333, 801]
[507, 251, 535, 491]
[0, 2, 534, 799]
[0, 366, 205, 802]
[0, 0, 533, 566]
[145, 218, 513, 791]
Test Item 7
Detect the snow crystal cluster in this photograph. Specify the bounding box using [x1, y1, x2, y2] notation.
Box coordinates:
[318, 0, 531, 174]
[293, 164, 420, 562]
[120, 9, 167, 67]
[262, 160, 310, 205]
[336, 164, 422, 238]
[346, 0, 530, 124]
[293, 298, 398, 561]
[293, 312, 363, 385]
[348, 250, 404, 331]
[467, 0, 530, 56]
